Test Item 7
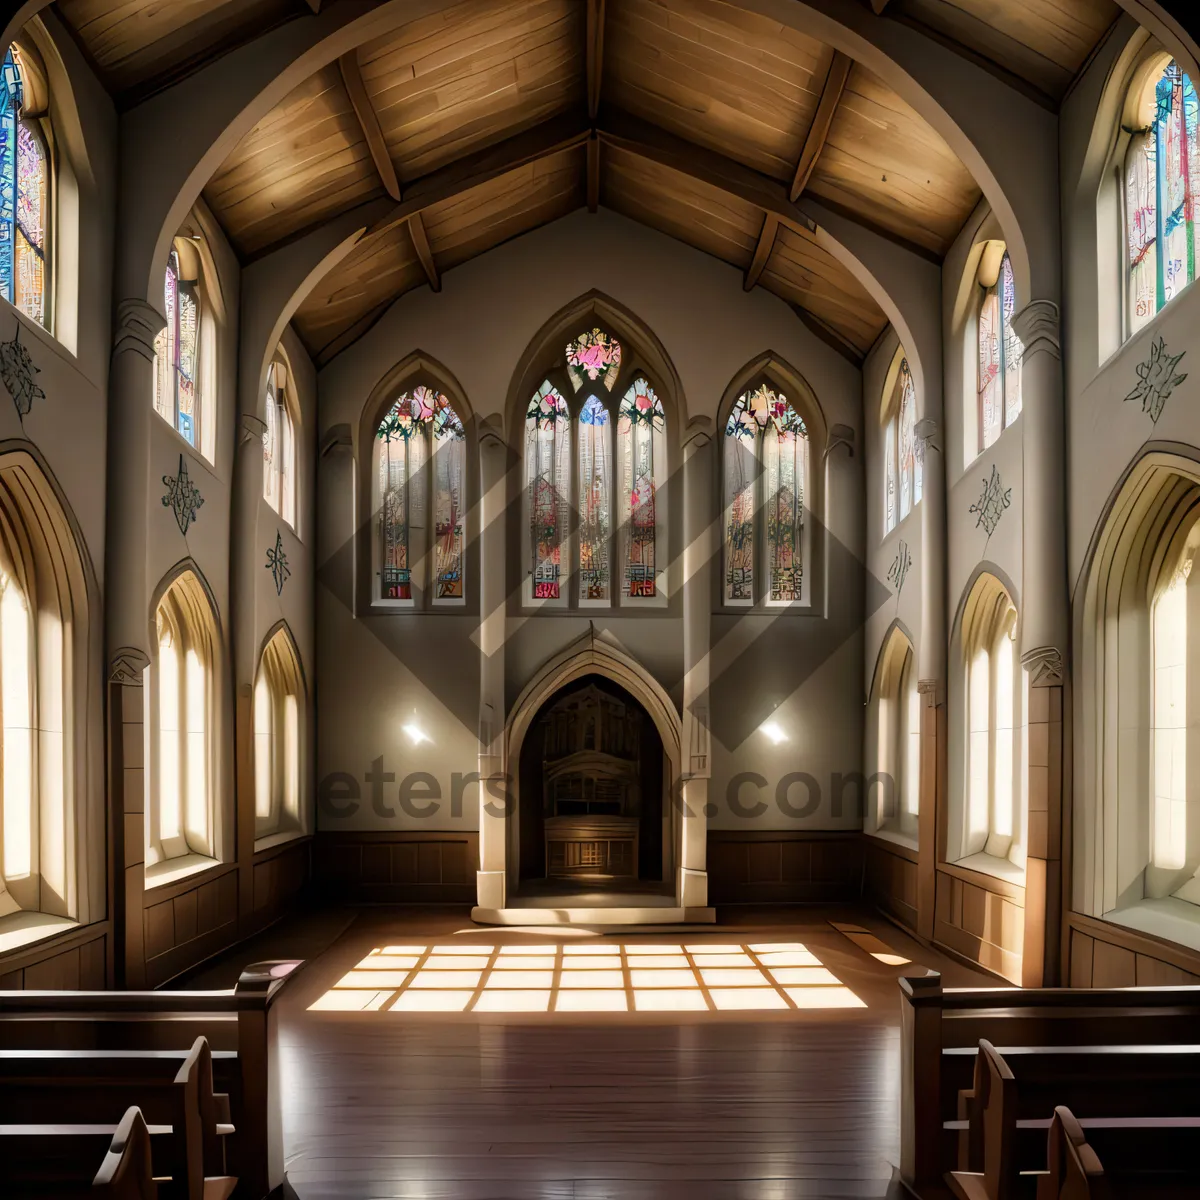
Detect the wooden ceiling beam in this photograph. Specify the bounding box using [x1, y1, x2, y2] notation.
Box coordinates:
[790, 51, 852, 203]
[587, 0, 606, 121]
[744, 213, 778, 291]
[587, 134, 601, 212]
[339, 50, 402, 202]
[869, 0, 892, 13]
[409, 212, 440, 292]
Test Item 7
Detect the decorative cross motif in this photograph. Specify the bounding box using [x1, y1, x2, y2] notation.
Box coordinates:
[887, 539, 912, 598]
[1125, 336, 1187, 425]
[969, 465, 1012, 538]
[267, 530, 291, 596]
[162, 454, 204, 536]
[0, 319, 46, 423]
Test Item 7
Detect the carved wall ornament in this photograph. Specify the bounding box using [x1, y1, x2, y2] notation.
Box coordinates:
[887, 538, 912, 599]
[823, 423, 855, 459]
[113, 298, 166, 362]
[267, 530, 291, 596]
[162, 453, 205, 536]
[109, 646, 150, 685]
[1021, 645, 1065, 687]
[1125, 336, 1187, 425]
[1011, 299, 1062, 361]
[969, 465, 1012, 538]
[0, 319, 45, 423]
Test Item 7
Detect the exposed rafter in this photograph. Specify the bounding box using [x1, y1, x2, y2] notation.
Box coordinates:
[587, 134, 601, 213]
[744, 214, 778, 291]
[790, 51, 852, 203]
[339, 50, 402, 202]
[303, 0, 324, 12]
[869, 0, 892, 13]
[408, 213, 440, 292]
[587, 0, 606, 121]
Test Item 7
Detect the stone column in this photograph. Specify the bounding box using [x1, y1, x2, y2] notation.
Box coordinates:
[1012, 300, 1067, 987]
[679, 417, 713, 911]
[106, 299, 165, 987]
[915, 416, 946, 941]
[475, 416, 509, 913]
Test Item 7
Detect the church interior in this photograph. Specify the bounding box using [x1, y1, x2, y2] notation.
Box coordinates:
[2, 0, 1200, 1196]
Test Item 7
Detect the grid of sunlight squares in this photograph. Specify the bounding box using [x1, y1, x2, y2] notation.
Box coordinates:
[309, 942, 866, 1013]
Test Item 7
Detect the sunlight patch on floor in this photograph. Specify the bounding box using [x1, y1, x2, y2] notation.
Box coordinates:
[829, 922, 913, 967]
[308, 941, 866, 1013]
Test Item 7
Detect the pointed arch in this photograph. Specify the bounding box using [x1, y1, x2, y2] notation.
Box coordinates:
[866, 620, 920, 841]
[254, 620, 308, 843]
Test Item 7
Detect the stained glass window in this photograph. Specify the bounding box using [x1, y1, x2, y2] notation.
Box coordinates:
[263, 364, 297, 528]
[1127, 60, 1200, 335]
[724, 383, 808, 604]
[377, 388, 432, 601]
[898, 360, 920, 520]
[577, 395, 611, 601]
[618, 378, 664, 599]
[977, 252, 1021, 452]
[526, 382, 571, 600]
[884, 415, 897, 534]
[566, 328, 622, 392]
[153, 249, 201, 448]
[1, 48, 48, 328]
[432, 396, 465, 600]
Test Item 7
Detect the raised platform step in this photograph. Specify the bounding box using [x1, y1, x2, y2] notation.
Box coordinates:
[471, 904, 717, 926]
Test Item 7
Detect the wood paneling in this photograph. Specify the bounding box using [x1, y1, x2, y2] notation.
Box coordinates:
[314, 832, 480, 902]
[758, 222, 889, 354]
[864, 837, 918, 931]
[706, 832, 864, 904]
[604, 0, 832, 182]
[1066, 912, 1200, 988]
[56, 0, 299, 98]
[359, 0, 584, 182]
[0, 927, 108, 990]
[933, 864, 1024, 983]
[807, 65, 981, 257]
[893, 0, 1120, 101]
[204, 63, 384, 258]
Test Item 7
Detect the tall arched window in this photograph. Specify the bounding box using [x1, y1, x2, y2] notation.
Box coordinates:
[254, 628, 305, 842]
[957, 574, 1024, 874]
[526, 381, 571, 601]
[577, 394, 611, 602]
[263, 361, 297, 529]
[149, 571, 218, 873]
[1, 46, 50, 328]
[619, 377, 665, 598]
[1126, 59, 1199, 334]
[723, 383, 808, 605]
[868, 628, 920, 839]
[375, 385, 465, 604]
[977, 250, 1022, 452]
[153, 248, 201, 448]
[884, 358, 921, 533]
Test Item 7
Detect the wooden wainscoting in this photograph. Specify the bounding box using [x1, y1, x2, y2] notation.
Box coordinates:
[1066, 910, 1200, 986]
[0, 923, 109, 989]
[933, 861, 1025, 983]
[706, 831, 864, 904]
[864, 835, 918, 931]
[314, 831, 479, 903]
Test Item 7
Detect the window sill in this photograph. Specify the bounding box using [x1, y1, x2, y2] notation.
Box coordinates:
[144, 852, 219, 891]
[869, 824, 919, 854]
[254, 829, 308, 854]
[1105, 896, 1200, 956]
[0, 911, 78, 956]
[952, 851, 1026, 888]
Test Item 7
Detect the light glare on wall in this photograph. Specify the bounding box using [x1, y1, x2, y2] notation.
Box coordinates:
[760, 720, 788, 744]
[402, 720, 431, 745]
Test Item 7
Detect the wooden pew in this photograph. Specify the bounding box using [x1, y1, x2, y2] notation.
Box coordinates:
[1038, 1108, 1108, 1200]
[946, 1042, 1200, 1200]
[2, 1104, 158, 1198]
[0, 1036, 234, 1199]
[899, 971, 1200, 1197]
[0, 960, 300, 1200]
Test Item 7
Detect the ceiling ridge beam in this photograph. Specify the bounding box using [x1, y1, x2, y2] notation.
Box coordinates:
[587, 0, 606, 120]
[587, 133, 601, 212]
[409, 211, 440, 292]
[744, 213, 779, 291]
[790, 50, 852, 203]
[339, 49, 402, 202]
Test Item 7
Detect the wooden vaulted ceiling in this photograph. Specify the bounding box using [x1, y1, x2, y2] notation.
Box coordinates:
[49, 0, 1125, 365]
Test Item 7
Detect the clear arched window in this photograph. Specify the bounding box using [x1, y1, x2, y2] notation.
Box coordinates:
[1126, 60, 1199, 334]
[153, 249, 201, 448]
[375, 385, 465, 604]
[869, 629, 920, 840]
[1, 47, 49, 328]
[977, 251, 1022, 452]
[884, 358, 921, 533]
[618, 377, 665, 599]
[263, 362, 297, 528]
[150, 572, 217, 870]
[254, 628, 305, 842]
[960, 576, 1024, 872]
[525, 381, 571, 602]
[723, 383, 808, 605]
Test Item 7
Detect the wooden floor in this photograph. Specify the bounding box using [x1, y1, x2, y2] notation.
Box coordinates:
[258, 906, 991, 1199]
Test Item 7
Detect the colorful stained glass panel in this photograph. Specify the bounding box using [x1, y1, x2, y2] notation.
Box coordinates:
[578, 395, 611, 600]
[566, 328, 622, 392]
[619, 378, 664, 599]
[433, 395, 465, 600]
[526, 382, 570, 600]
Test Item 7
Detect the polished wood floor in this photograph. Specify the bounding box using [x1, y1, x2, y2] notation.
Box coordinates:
[251, 906, 991, 1199]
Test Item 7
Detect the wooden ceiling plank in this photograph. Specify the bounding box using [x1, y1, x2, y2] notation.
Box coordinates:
[408, 212, 441, 292]
[587, 0, 606, 120]
[871, 0, 892, 13]
[744, 213, 779, 291]
[339, 50, 402, 202]
[587, 133, 601, 212]
[790, 50, 852, 202]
